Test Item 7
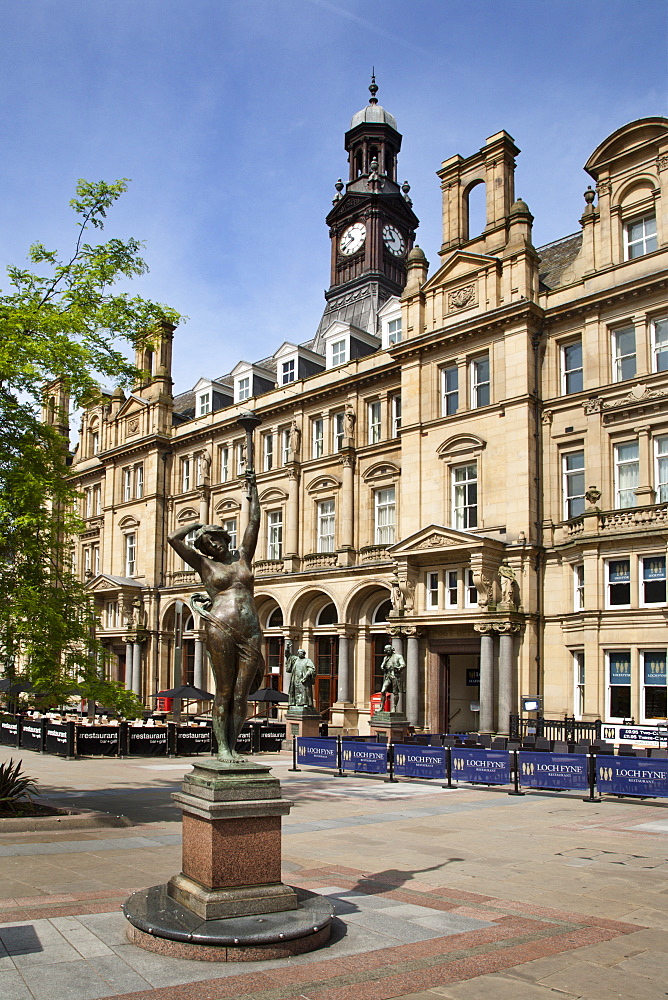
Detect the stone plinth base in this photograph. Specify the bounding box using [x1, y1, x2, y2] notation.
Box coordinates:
[123, 757, 334, 960]
[169, 759, 295, 914]
[167, 872, 298, 920]
[124, 884, 333, 961]
[369, 710, 411, 743]
[285, 708, 321, 741]
[329, 701, 358, 736]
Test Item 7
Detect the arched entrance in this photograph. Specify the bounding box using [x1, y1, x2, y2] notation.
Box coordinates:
[313, 602, 338, 717]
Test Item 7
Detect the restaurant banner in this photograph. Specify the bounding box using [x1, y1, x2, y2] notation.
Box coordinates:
[450, 748, 510, 785]
[0, 715, 20, 747]
[44, 722, 74, 757]
[234, 727, 254, 755]
[600, 723, 668, 746]
[20, 719, 44, 752]
[174, 725, 211, 756]
[297, 737, 339, 769]
[76, 725, 121, 756]
[341, 740, 388, 775]
[596, 754, 668, 798]
[519, 752, 589, 790]
[393, 744, 446, 780]
[126, 725, 169, 756]
[256, 724, 286, 752]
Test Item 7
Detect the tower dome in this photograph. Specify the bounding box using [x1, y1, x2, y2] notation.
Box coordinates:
[350, 74, 397, 131]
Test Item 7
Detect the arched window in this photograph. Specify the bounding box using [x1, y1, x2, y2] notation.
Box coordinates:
[355, 149, 363, 177]
[266, 606, 284, 629]
[316, 602, 338, 626]
[465, 181, 486, 240]
[373, 599, 392, 624]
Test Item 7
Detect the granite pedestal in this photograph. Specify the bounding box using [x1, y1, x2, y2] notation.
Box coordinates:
[123, 758, 334, 960]
[369, 709, 411, 743]
[283, 705, 321, 749]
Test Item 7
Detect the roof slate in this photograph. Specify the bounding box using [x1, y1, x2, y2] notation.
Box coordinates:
[537, 231, 583, 290]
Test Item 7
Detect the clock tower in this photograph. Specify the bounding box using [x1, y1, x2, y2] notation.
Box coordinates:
[315, 77, 420, 339]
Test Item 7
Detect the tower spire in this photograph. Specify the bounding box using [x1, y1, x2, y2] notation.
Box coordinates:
[369, 70, 378, 105]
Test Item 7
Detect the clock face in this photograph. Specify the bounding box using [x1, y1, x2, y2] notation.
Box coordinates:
[339, 222, 366, 256]
[383, 225, 406, 256]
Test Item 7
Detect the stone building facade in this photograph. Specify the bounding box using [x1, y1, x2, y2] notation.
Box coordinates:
[63, 94, 668, 734]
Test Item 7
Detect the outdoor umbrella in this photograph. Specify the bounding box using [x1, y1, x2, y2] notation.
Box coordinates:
[0, 679, 36, 694]
[153, 685, 214, 700]
[247, 687, 289, 718]
[248, 688, 288, 702]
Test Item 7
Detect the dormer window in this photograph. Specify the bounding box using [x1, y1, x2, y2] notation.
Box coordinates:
[331, 340, 347, 366]
[281, 360, 295, 385]
[387, 318, 402, 345]
[198, 392, 211, 416]
[379, 296, 403, 350]
[237, 376, 250, 402]
[625, 214, 657, 260]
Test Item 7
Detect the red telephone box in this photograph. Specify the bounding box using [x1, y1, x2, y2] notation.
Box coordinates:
[156, 697, 173, 712]
[370, 692, 384, 716]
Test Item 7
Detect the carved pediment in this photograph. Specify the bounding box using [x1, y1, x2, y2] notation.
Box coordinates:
[259, 487, 289, 504]
[306, 475, 342, 494]
[86, 573, 144, 595]
[422, 250, 500, 294]
[389, 524, 505, 561]
[115, 394, 148, 419]
[362, 461, 400, 483]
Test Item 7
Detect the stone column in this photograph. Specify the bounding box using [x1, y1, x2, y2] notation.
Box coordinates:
[198, 488, 210, 524]
[193, 638, 204, 691]
[285, 466, 300, 570]
[125, 641, 134, 692]
[337, 633, 350, 703]
[497, 628, 515, 735]
[476, 626, 494, 733]
[634, 425, 654, 503]
[405, 631, 420, 728]
[338, 451, 355, 566]
[132, 642, 142, 697]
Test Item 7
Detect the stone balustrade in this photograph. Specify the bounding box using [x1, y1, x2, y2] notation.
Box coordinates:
[302, 552, 338, 570]
[566, 502, 668, 538]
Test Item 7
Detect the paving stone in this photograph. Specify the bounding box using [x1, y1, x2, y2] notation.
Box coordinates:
[16, 961, 113, 1000]
[0, 970, 34, 1000]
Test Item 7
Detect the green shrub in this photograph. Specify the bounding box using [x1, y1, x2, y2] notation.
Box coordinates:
[0, 757, 38, 812]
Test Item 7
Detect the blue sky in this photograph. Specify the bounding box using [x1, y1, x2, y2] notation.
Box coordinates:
[0, 0, 665, 394]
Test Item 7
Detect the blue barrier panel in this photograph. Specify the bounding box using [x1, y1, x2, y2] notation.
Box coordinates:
[451, 748, 510, 785]
[597, 755, 668, 798]
[297, 737, 339, 769]
[600, 723, 667, 746]
[393, 744, 446, 779]
[519, 752, 589, 791]
[341, 740, 387, 774]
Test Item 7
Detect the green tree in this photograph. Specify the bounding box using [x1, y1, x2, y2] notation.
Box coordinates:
[0, 179, 180, 713]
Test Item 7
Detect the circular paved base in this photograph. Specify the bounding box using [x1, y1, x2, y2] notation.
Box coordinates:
[123, 884, 334, 962]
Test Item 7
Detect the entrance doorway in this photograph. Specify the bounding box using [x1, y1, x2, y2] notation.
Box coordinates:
[314, 636, 338, 717]
[440, 651, 480, 734]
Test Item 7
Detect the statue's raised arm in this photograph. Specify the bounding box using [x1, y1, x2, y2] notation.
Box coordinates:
[168, 521, 203, 575]
[239, 469, 260, 564]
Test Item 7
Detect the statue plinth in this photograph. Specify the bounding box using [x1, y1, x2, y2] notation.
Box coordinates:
[369, 710, 411, 743]
[168, 760, 297, 919]
[285, 705, 321, 742]
[123, 758, 334, 959]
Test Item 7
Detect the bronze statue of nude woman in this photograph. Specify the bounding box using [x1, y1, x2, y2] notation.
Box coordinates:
[168, 465, 264, 763]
